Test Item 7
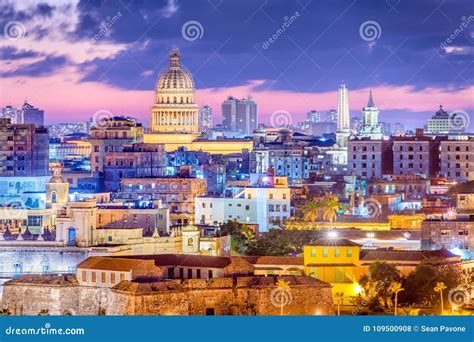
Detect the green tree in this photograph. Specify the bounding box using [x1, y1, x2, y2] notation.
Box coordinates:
[366, 261, 402, 309]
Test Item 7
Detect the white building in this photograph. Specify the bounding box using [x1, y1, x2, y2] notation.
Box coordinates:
[195, 175, 291, 232]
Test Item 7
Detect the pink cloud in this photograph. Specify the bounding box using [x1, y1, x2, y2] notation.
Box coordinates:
[1, 72, 473, 128]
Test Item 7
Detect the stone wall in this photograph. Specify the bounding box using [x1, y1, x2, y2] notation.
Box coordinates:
[2, 275, 334, 316]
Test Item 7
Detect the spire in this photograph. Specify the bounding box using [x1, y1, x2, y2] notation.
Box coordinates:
[169, 48, 181, 68]
[367, 89, 375, 107]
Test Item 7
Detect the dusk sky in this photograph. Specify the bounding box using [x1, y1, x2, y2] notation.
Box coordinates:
[1, 0, 473, 130]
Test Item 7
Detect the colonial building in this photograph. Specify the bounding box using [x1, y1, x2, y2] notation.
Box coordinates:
[348, 138, 393, 179]
[120, 173, 207, 225]
[392, 130, 441, 177]
[89, 117, 144, 173]
[439, 138, 473, 181]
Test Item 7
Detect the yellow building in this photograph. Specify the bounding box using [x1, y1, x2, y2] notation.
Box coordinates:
[304, 238, 363, 300]
[143, 133, 253, 154]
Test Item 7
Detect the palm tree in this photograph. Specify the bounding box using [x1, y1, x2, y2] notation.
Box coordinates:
[302, 200, 321, 222]
[322, 195, 340, 228]
[388, 282, 404, 316]
[335, 292, 344, 316]
[434, 282, 447, 315]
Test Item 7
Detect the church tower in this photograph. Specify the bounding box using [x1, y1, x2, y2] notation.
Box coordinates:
[360, 90, 382, 139]
[46, 168, 69, 210]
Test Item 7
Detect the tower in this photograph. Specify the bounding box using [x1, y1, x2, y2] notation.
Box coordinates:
[181, 222, 201, 254]
[46, 168, 69, 210]
[360, 90, 382, 139]
[150, 49, 200, 133]
[335, 82, 351, 162]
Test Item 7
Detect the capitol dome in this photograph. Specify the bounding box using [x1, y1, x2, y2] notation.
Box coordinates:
[150, 49, 200, 133]
[156, 49, 194, 91]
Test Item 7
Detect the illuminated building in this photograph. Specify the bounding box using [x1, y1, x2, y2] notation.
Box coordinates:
[335, 82, 350, 151]
[358, 90, 382, 139]
[120, 171, 207, 225]
[222, 96, 258, 136]
[348, 138, 393, 179]
[150, 49, 199, 133]
[0, 118, 49, 177]
[195, 175, 290, 232]
[49, 139, 92, 161]
[0, 105, 23, 124]
[89, 117, 144, 173]
[427, 105, 452, 134]
[392, 129, 441, 177]
[199, 104, 213, 133]
[22, 101, 44, 127]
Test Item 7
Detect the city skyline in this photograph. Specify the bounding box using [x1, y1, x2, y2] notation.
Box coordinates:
[1, 0, 473, 130]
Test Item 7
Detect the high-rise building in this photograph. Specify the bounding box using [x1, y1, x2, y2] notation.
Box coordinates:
[336, 82, 350, 149]
[150, 49, 199, 133]
[22, 101, 44, 127]
[0, 118, 49, 176]
[306, 110, 320, 123]
[199, 105, 213, 133]
[222, 96, 258, 136]
[359, 90, 382, 139]
[427, 105, 453, 134]
[0, 105, 23, 124]
[326, 109, 337, 123]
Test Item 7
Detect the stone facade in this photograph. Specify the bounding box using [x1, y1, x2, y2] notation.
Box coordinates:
[2, 274, 334, 316]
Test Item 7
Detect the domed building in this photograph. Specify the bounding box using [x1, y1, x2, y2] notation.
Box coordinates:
[150, 49, 199, 133]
